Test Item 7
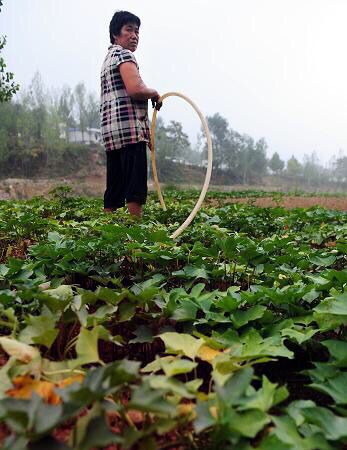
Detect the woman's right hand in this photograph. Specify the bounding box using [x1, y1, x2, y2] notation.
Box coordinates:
[151, 92, 163, 111]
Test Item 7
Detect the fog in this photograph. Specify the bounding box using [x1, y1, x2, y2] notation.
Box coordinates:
[1, 0, 347, 165]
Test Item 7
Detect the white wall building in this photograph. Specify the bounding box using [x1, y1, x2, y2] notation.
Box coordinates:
[59, 125, 102, 145]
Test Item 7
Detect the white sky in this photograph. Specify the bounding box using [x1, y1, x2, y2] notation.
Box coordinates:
[1, 0, 347, 165]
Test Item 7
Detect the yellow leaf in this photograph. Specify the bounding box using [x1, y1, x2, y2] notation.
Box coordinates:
[57, 374, 84, 387]
[209, 406, 218, 419]
[177, 403, 196, 419]
[7, 376, 60, 405]
[197, 345, 221, 363]
[6, 374, 84, 404]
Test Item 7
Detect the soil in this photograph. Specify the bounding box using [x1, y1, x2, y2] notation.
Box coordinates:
[1, 173, 347, 209]
[206, 196, 347, 211]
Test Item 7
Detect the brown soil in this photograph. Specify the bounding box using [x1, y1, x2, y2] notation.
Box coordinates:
[207, 196, 347, 211]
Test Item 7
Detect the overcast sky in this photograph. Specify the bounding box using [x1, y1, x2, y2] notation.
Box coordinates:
[1, 0, 347, 165]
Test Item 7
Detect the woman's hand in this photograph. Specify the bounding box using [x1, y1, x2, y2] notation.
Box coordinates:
[151, 93, 163, 111]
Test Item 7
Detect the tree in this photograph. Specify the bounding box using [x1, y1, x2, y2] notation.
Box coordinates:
[237, 134, 253, 184]
[252, 137, 268, 180]
[74, 82, 88, 140]
[204, 113, 230, 170]
[286, 155, 303, 179]
[0, 0, 19, 102]
[236, 135, 268, 184]
[302, 152, 321, 187]
[200, 113, 269, 184]
[165, 120, 191, 159]
[27, 71, 47, 141]
[333, 153, 347, 182]
[153, 116, 173, 162]
[268, 152, 284, 174]
[85, 92, 100, 129]
[58, 85, 75, 128]
[0, 76, 104, 178]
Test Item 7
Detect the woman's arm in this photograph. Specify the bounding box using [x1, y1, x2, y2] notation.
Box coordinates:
[119, 62, 161, 109]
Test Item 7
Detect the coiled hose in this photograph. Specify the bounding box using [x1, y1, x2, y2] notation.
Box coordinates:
[150, 92, 213, 239]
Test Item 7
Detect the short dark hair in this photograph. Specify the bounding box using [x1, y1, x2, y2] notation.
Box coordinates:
[109, 11, 141, 44]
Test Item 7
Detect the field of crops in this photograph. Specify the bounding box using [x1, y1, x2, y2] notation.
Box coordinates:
[0, 188, 347, 450]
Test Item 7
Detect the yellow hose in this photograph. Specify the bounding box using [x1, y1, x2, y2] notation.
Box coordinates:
[150, 92, 213, 239]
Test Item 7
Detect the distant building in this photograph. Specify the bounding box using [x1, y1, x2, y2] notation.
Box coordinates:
[59, 124, 102, 145]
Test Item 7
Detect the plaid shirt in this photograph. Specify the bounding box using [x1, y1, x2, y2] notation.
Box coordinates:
[100, 44, 150, 151]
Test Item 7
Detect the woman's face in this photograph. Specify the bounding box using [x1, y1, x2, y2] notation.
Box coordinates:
[114, 23, 139, 52]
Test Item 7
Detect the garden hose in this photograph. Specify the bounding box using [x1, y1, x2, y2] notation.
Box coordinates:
[150, 92, 213, 239]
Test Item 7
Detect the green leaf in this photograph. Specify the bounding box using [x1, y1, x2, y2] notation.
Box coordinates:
[71, 326, 101, 368]
[159, 332, 203, 359]
[2, 436, 29, 450]
[310, 372, 347, 404]
[190, 283, 206, 298]
[281, 327, 318, 345]
[171, 300, 198, 321]
[239, 376, 288, 412]
[216, 367, 253, 406]
[19, 307, 59, 348]
[161, 357, 197, 377]
[0, 394, 63, 437]
[302, 406, 347, 440]
[45, 285, 74, 302]
[241, 328, 294, 359]
[305, 362, 338, 383]
[314, 292, 347, 315]
[33, 401, 64, 435]
[142, 356, 175, 374]
[0, 357, 17, 398]
[321, 340, 347, 367]
[47, 231, 64, 244]
[96, 287, 128, 305]
[148, 230, 171, 242]
[257, 434, 292, 450]
[172, 265, 209, 280]
[216, 295, 239, 312]
[71, 401, 103, 448]
[194, 401, 216, 433]
[148, 375, 195, 399]
[302, 289, 320, 303]
[89, 304, 118, 322]
[286, 400, 316, 426]
[313, 312, 347, 331]
[142, 356, 197, 377]
[271, 415, 308, 448]
[78, 416, 123, 450]
[229, 409, 270, 438]
[118, 301, 136, 322]
[129, 325, 154, 344]
[231, 305, 266, 328]
[309, 255, 336, 267]
[273, 385, 290, 407]
[0, 265, 10, 277]
[129, 381, 176, 415]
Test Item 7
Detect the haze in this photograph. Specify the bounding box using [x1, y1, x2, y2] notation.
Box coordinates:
[1, 0, 347, 165]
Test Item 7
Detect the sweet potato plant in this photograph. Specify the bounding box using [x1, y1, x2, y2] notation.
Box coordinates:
[0, 189, 347, 449]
